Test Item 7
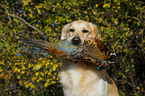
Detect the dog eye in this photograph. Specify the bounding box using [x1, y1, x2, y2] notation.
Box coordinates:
[69, 29, 75, 32]
[82, 30, 89, 33]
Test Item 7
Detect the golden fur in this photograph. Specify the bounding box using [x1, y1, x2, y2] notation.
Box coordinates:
[59, 20, 119, 96]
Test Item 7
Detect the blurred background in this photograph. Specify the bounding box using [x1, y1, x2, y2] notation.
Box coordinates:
[0, 0, 144, 96]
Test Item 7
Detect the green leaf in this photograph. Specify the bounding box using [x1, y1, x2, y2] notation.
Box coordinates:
[33, 64, 42, 70]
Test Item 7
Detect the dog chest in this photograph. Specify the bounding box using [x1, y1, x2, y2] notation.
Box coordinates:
[59, 60, 108, 96]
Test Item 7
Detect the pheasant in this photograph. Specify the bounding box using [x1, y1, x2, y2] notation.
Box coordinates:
[20, 37, 116, 69]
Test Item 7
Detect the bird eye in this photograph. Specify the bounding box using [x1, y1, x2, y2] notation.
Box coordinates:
[69, 29, 75, 32]
[82, 30, 89, 33]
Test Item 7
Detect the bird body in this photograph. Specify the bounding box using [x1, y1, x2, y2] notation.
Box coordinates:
[21, 38, 114, 68]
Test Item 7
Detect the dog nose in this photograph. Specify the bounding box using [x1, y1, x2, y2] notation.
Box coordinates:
[72, 36, 81, 46]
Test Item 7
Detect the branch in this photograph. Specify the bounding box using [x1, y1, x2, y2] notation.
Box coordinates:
[0, 38, 6, 43]
[0, 4, 43, 34]
[0, 3, 12, 22]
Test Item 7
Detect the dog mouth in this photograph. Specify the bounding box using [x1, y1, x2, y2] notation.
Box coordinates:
[71, 36, 82, 46]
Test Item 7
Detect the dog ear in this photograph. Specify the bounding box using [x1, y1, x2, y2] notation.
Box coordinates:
[90, 23, 101, 40]
[61, 23, 70, 40]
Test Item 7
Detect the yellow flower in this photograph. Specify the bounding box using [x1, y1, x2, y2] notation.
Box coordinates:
[137, 87, 140, 90]
[35, 72, 39, 76]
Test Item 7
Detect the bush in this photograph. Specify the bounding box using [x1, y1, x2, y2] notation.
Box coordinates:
[0, 0, 144, 95]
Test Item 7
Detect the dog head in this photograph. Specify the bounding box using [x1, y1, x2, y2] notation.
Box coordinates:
[61, 20, 101, 46]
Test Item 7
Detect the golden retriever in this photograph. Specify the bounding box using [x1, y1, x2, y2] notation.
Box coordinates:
[59, 20, 119, 96]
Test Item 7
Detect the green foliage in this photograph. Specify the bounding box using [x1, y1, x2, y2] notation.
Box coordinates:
[0, 0, 145, 95]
